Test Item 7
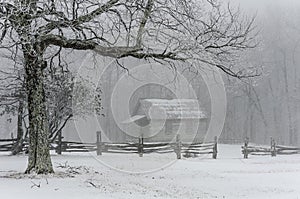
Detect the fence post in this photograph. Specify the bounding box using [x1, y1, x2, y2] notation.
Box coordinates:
[176, 134, 181, 159]
[56, 130, 62, 155]
[96, 131, 102, 156]
[11, 133, 15, 143]
[243, 137, 249, 159]
[213, 136, 218, 159]
[271, 137, 276, 157]
[138, 136, 144, 157]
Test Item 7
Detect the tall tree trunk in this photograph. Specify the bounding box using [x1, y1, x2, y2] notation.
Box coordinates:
[281, 50, 294, 145]
[268, 79, 281, 144]
[24, 60, 53, 174]
[12, 99, 24, 155]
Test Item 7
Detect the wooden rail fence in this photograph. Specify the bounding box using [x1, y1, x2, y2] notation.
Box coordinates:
[242, 137, 300, 158]
[0, 132, 218, 159]
[0, 139, 18, 152]
[95, 132, 218, 159]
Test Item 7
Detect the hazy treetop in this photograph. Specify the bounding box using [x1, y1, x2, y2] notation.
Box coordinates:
[230, 0, 300, 14]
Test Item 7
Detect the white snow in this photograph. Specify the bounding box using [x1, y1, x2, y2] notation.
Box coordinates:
[1, 144, 300, 199]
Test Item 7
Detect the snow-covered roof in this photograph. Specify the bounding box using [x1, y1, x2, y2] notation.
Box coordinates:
[139, 99, 207, 120]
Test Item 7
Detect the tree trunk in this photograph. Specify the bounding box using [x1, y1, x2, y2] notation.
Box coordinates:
[24, 60, 53, 174]
[281, 50, 294, 145]
[12, 99, 24, 155]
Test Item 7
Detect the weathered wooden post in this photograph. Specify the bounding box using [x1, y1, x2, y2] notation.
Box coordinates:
[243, 137, 249, 159]
[96, 131, 102, 156]
[138, 136, 144, 157]
[212, 136, 218, 159]
[176, 134, 182, 159]
[271, 137, 276, 157]
[56, 130, 62, 155]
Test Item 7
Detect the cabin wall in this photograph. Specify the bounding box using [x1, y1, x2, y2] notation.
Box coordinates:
[137, 119, 208, 143]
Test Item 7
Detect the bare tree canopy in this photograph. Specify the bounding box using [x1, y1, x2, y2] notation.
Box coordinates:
[1, 0, 257, 77]
[0, 0, 257, 174]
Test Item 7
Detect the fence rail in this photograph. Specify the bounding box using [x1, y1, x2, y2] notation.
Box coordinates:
[242, 137, 300, 158]
[0, 139, 18, 152]
[0, 132, 218, 159]
[95, 133, 218, 159]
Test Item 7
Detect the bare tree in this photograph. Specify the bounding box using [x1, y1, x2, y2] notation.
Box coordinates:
[0, 65, 101, 153]
[0, 67, 27, 154]
[0, 0, 257, 174]
[45, 69, 103, 143]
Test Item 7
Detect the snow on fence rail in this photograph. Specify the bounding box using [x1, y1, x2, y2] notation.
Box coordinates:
[0, 132, 218, 159]
[276, 145, 300, 155]
[242, 137, 300, 158]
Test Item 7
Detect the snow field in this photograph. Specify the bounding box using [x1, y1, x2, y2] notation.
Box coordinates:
[0, 144, 300, 199]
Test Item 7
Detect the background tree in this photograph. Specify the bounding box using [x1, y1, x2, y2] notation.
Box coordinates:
[0, 66, 27, 154]
[45, 68, 103, 143]
[0, 0, 257, 174]
[0, 64, 102, 154]
[221, 1, 300, 146]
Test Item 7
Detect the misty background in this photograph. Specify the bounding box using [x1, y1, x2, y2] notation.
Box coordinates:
[222, 0, 300, 145]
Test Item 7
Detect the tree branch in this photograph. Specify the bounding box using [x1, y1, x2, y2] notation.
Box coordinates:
[38, 0, 120, 34]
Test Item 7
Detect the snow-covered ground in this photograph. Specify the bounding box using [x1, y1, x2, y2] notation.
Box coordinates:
[1, 144, 300, 199]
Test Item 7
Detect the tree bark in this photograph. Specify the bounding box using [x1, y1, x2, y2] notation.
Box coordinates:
[24, 58, 53, 174]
